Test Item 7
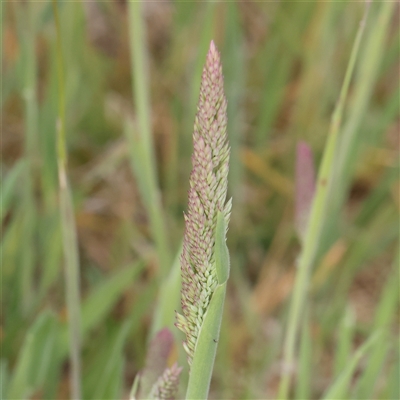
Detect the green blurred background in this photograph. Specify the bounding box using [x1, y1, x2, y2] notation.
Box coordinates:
[1, 1, 399, 399]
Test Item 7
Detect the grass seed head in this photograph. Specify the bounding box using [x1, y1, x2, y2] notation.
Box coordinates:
[176, 40, 231, 366]
[149, 363, 182, 400]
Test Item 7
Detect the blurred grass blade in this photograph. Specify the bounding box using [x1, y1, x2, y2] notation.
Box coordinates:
[82, 324, 127, 400]
[335, 0, 396, 182]
[224, 2, 245, 201]
[322, 332, 380, 400]
[254, 28, 292, 146]
[150, 243, 182, 336]
[2, 1, 398, 398]
[372, 251, 399, 330]
[128, 281, 159, 363]
[354, 251, 399, 398]
[52, 1, 81, 397]
[0, 359, 8, 400]
[278, 3, 371, 398]
[331, 204, 397, 311]
[38, 212, 62, 298]
[0, 161, 25, 223]
[333, 306, 355, 377]
[7, 311, 59, 400]
[295, 141, 316, 242]
[295, 311, 312, 400]
[127, 0, 172, 275]
[322, 0, 396, 251]
[386, 353, 400, 400]
[60, 261, 145, 354]
[92, 322, 130, 399]
[15, 0, 39, 314]
[81, 262, 145, 339]
[130, 374, 140, 400]
[354, 339, 389, 400]
[58, 119, 82, 400]
[355, 166, 398, 227]
[241, 148, 293, 198]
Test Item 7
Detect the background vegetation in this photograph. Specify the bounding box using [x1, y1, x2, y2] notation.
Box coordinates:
[2, 1, 399, 399]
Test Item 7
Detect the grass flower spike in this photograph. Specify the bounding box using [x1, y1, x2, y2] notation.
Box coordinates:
[148, 363, 182, 400]
[131, 328, 182, 400]
[176, 40, 231, 399]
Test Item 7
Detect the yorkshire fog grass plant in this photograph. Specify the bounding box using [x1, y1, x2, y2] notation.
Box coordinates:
[3, 2, 399, 399]
[175, 41, 231, 399]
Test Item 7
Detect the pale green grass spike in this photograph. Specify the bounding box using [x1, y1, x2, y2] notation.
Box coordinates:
[175, 40, 231, 400]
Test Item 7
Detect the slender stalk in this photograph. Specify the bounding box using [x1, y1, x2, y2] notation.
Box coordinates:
[321, 0, 396, 250]
[16, 0, 38, 313]
[127, 0, 172, 275]
[278, 3, 371, 399]
[186, 282, 227, 399]
[52, 2, 81, 398]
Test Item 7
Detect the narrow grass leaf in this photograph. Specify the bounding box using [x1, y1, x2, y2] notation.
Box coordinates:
[38, 212, 62, 298]
[7, 311, 59, 400]
[127, 0, 172, 273]
[322, 332, 380, 400]
[92, 322, 130, 400]
[186, 283, 227, 400]
[333, 306, 355, 377]
[82, 324, 127, 400]
[295, 312, 312, 400]
[323, 0, 396, 252]
[353, 338, 389, 400]
[58, 262, 144, 358]
[295, 141, 316, 242]
[386, 353, 400, 400]
[151, 243, 183, 336]
[81, 262, 144, 339]
[278, 3, 371, 397]
[52, 1, 82, 397]
[0, 161, 26, 223]
[0, 359, 8, 400]
[354, 252, 399, 398]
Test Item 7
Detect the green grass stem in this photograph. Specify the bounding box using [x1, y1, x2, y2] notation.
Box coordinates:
[52, 1, 81, 398]
[278, 3, 371, 398]
[321, 0, 396, 253]
[15, 0, 39, 314]
[185, 283, 226, 400]
[322, 332, 380, 399]
[127, 0, 172, 275]
[185, 212, 230, 400]
[333, 306, 355, 377]
[295, 310, 312, 400]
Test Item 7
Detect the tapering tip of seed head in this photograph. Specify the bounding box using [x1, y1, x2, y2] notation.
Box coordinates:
[177, 37, 230, 368]
[207, 40, 220, 66]
[209, 40, 216, 53]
